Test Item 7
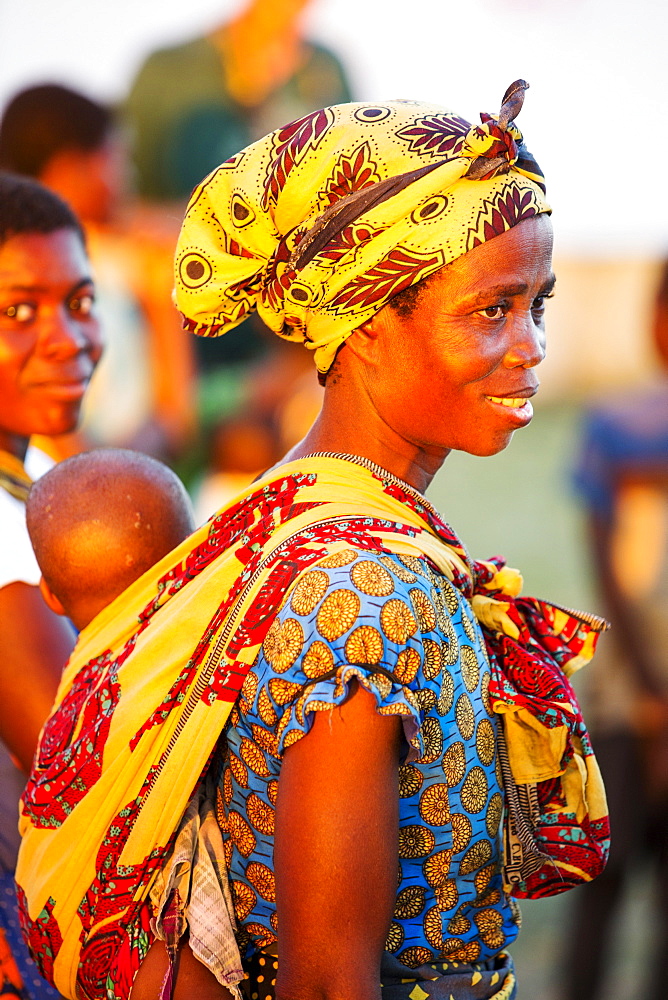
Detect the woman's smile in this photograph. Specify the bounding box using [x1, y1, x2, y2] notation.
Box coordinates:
[483, 392, 535, 423]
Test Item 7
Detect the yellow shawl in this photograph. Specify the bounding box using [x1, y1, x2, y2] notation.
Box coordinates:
[16, 456, 606, 998]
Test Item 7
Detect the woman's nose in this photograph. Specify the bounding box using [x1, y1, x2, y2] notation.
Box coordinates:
[41, 307, 103, 361]
[504, 314, 546, 369]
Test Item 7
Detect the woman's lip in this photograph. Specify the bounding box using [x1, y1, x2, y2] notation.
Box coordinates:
[484, 395, 534, 425]
[37, 379, 89, 401]
[483, 384, 538, 401]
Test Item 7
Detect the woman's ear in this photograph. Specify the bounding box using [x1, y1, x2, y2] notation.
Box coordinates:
[343, 310, 388, 367]
[39, 577, 67, 618]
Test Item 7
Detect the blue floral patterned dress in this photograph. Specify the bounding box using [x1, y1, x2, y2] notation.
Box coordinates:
[216, 546, 520, 997]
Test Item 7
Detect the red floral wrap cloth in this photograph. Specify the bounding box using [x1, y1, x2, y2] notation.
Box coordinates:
[471, 558, 610, 897]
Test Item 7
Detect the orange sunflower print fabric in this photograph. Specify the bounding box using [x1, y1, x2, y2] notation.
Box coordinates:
[216, 549, 520, 968]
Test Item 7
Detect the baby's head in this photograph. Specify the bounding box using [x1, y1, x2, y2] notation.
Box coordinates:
[26, 449, 195, 631]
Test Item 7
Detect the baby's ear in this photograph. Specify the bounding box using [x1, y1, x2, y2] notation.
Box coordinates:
[39, 577, 66, 618]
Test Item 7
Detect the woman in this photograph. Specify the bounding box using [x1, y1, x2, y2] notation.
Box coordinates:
[0, 172, 102, 996]
[17, 84, 608, 1000]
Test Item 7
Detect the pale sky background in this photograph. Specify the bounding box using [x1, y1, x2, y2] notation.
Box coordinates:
[0, 0, 666, 254]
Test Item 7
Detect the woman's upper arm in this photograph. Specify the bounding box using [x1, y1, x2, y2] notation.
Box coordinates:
[274, 680, 403, 1000]
[0, 581, 74, 771]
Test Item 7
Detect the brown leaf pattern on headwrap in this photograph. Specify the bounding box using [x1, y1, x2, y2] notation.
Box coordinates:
[467, 186, 538, 251]
[324, 142, 382, 206]
[262, 108, 335, 210]
[317, 225, 384, 266]
[262, 234, 298, 317]
[395, 114, 470, 156]
[329, 247, 446, 313]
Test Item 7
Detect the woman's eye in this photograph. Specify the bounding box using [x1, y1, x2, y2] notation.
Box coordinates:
[531, 292, 554, 315]
[69, 294, 95, 316]
[477, 304, 506, 320]
[2, 302, 36, 323]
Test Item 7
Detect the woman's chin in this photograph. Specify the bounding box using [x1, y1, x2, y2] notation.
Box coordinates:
[460, 430, 519, 458]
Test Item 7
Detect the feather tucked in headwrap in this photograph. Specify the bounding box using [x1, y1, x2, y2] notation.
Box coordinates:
[174, 80, 550, 374]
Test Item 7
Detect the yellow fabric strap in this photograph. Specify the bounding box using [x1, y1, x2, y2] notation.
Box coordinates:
[0, 449, 31, 503]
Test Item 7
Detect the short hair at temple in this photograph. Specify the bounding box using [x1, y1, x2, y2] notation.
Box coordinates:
[387, 272, 441, 320]
[0, 172, 84, 246]
[26, 449, 195, 629]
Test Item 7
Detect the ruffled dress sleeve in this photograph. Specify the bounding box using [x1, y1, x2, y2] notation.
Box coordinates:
[241, 547, 434, 761]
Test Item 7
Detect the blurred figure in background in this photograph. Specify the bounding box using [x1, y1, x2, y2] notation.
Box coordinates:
[0, 171, 103, 998]
[124, 0, 352, 204]
[124, 0, 353, 377]
[192, 343, 324, 523]
[0, 84, 196, 462]
[565, 263, 668, 1000]
[192, 412, 279, 524]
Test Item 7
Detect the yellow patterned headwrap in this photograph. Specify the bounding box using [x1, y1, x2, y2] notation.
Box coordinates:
[174, 80, 550, 374]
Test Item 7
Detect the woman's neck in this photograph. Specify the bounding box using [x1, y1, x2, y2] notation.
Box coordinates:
[285, 383, 449, 496]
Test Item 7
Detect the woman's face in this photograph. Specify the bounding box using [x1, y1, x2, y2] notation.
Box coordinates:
[0, 228, 103, 454]
[352, 214, 554, 459]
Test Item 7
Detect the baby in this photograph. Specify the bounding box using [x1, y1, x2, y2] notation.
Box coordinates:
[26, 449, 195, 631]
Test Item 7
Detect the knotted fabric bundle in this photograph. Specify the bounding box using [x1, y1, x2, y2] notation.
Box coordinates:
[174, 81, 550, 374]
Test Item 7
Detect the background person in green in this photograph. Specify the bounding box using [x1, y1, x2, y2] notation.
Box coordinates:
[124, 0, 353, 204]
